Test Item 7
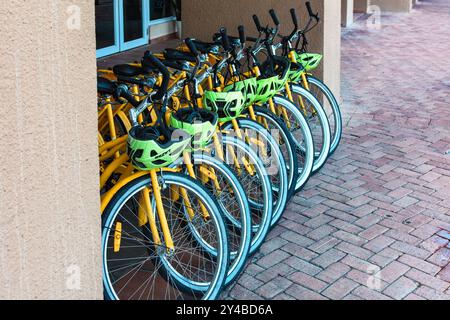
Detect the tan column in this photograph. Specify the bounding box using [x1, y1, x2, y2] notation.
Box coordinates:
[182, 0, 341, 101]
[342, 0, 354, 27]
[370, 0, 413, 12]
[354, 0, 371, 13]
[322, 0, 342, 102]
[0, 0, 102, 299]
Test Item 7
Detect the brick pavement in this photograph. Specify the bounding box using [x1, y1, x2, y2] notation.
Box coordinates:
[223, 0, 450, 300]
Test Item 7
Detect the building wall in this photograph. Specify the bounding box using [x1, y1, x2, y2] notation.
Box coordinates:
[182, 0, 341, 100]
[342, 0, 354, 27]
[0, 0, 102, 299]
[150, 21, 177, 40]
[323, 0, 342, 101]
[354, 0, 371, 13]
[181, 0, 323, 69]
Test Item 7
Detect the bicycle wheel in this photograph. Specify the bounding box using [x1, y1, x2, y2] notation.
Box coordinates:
[171, 154, 252, 286]
[243, 106, 299, 201]
[285, 85, 331, 173]
[302, 75, 343, 155]
[102, 172, 229, 300]
[222, 119, 288, 227]
[265, 95, 315, 193]
[218, 136, 273, 255]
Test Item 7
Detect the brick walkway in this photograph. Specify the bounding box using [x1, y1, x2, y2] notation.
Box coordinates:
[224, 0, 450, 300]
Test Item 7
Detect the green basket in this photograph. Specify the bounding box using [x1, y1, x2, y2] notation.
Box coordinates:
[170, 109, 218, 150]
[274, 63, 290, 91]
[203, 90, 246, 123]
[288, 62, 304, 83]
[224, 77, 257, 107]
[127, 126, 191, 170]
[295, 52, 323, 72]
[253, 76, 279, 104]
[254, 57, 291, 104]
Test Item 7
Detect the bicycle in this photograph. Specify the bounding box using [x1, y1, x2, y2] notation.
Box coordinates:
[275, 2, 343, 156]
[141, 39, 278, 252]
[100, 54, 230, 300]
[100, 47, 273, 286]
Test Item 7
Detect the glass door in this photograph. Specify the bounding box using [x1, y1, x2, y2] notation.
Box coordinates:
[120, 0, 149, 51]
[150, 0, 175, 21]
[96, 0, 149, 58]
[95, 0, 120, 58]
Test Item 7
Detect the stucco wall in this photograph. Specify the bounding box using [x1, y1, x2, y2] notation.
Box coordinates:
[150, 20, 177, 39]
[182, 0, 341, 100]
[323, 0, 342, 101]
[0, 0, 102, 299]
[354, 0, 371, 13]
[342, 0, 354, 27]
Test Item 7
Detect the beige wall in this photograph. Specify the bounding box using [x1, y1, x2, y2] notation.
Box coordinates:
[150, 20, 177, 39]
[0, 0, 102, 299]
[182, 0, 322, 46]
[354, 0, 371, 13]
[182, 0, 341, 100]
[323, 0, 342, 101]
[370, 0, 413, 12]
[342, 0, 354, 27]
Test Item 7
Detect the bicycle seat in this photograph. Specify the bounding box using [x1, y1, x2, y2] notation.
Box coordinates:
[162, 59, 189, 71]
[97, 77, 116, 95]
[142, 55, 187, 72]
[113, 64, 145, 77]
[192, 40, 219, 54]
[164, 48, 196, 63]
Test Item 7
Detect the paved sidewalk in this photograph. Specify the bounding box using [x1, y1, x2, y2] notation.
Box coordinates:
[224, 0, 450, 300]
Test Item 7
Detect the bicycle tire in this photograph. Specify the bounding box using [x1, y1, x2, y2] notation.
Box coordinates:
[102, 172, 229, 300]
[170, 154, 252, 286]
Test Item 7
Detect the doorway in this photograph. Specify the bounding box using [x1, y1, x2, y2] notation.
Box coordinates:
[96, 0, 176, 58]
[95, 0, 149, 58]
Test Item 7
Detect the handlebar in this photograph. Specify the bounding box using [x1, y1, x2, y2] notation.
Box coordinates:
[287, 8, 299, 41]
[116, 75, 155, 89]
[238, 25, 246, 46]
[253, 14, 262, 32]
[306, 2, 314, 17]
[142, 52, 170, 101]
[219, 27, 232, 52]
[97, 76, 140, 108]
[185, 38, 199, 57]
[306, 1, 320, 22]
[290, 8, 298, 28]
[269, 9, 280, 26]
[249, 10, 280, 55]
[115, 84, 139, 107]
[268, 4, 319, 52]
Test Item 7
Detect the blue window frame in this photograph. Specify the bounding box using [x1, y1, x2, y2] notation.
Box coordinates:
[150, 0, 175, 21]
[96, 0, 121, 58]
[96, 0, 175, 58]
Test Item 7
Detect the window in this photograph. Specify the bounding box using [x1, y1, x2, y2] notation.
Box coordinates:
[96, 0, 149, 57]
[96, 0, 177, 58]
[150, 0, 174, 21]
[123, 0, 144, 42]
[95, 0, 116, 50]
